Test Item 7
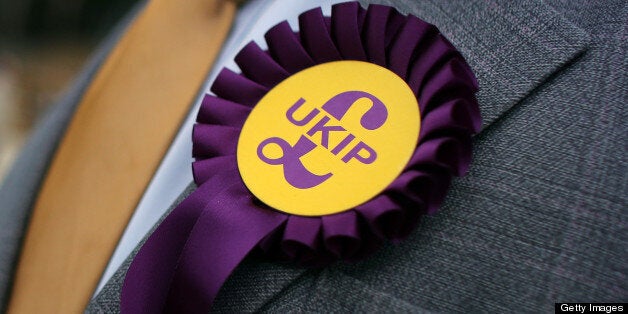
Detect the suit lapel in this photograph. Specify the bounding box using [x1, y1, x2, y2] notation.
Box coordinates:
[251, 0, 590, 310]
[87, 0, 590, 312]
[368, 0, 589, 129]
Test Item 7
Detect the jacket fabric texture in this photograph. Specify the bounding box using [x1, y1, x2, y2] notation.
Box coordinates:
[0, 0, 625, 312]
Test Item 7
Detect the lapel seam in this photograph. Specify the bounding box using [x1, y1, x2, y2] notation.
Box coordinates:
[90, 0, 593, 311]
[422, 0, 591, 131]
[474, 49, 588, 136]
[245, 0, 592, 309]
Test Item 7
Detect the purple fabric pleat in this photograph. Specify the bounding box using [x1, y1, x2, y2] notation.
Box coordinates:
[419, 59, 478, 114]
[299, 8, 342, 63]
[388, 16, 433, 79]
[196, 95, 251, 127]
[121, 2, 481, 313]
[265, 22, 315, 73]
[210, 68, 268, 107]
[362, 4, 390, 66]
[191, 124, 239, 159]
[407, 34, 456, 98]
[322, 211, 360, 259]
[419, 99, 481, 140]
[235, 41, 289, 88]
[191, 156, 233, 184]
[121, 170, 288, 314]
[162, 182, 286, 313]
[331, 2, 367, 61]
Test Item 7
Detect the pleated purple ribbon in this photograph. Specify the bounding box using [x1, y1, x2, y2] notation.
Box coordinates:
[121, 2, 481, 313]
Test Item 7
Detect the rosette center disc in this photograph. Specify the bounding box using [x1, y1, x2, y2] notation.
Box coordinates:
[237, 61, 420, 216]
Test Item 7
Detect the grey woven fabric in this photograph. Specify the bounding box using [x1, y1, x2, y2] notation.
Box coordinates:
[86, 183, 196, 313]
[2, 0, 625, 312]
[87, 0, 627, 313]
[0, 2, 147, 312]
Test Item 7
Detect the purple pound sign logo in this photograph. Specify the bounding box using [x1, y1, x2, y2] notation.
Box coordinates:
[257, 135, 332, 189]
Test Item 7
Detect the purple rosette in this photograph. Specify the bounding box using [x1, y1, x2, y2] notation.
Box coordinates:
[122, 2, 481, 313]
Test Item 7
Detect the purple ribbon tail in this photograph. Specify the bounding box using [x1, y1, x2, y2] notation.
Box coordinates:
[121, 172, 287, 314]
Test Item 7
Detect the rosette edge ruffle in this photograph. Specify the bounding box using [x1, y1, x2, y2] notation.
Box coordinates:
[192, 1, 481, 267]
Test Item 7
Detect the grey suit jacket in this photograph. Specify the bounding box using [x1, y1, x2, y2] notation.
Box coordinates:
[1, 0, 625, 312]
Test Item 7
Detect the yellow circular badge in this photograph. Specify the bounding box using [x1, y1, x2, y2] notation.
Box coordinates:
[237, 61, 420, 216]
